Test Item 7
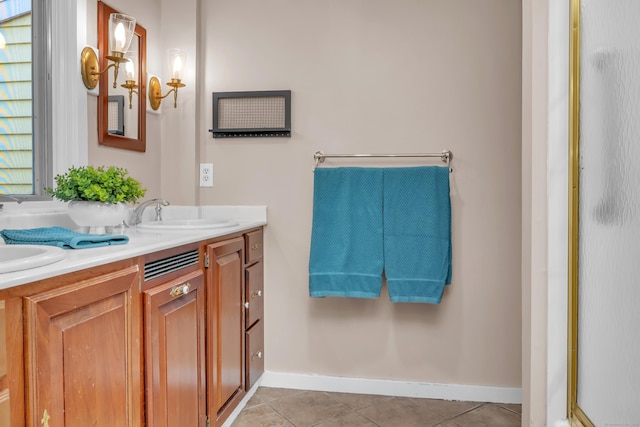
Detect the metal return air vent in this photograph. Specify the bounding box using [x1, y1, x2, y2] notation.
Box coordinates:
[144, 249, 199, 281]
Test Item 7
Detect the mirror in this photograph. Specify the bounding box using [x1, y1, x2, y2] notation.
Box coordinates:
[97, 1, 146, 152]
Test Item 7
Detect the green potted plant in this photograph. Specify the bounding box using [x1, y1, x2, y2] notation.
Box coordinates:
[46, 166, 146, 232]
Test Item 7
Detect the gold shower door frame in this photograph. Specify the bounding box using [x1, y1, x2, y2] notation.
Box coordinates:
[567, 0, 594, 425]
[567, 0, 580, 418]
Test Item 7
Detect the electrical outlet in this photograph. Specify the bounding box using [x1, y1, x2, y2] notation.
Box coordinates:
[199, 163, 213, 187]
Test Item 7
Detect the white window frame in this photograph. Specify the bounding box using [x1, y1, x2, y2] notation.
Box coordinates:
[3, 0, 88, 209]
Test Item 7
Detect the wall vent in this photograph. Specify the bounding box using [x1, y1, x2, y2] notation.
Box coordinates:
[209, 90, 291, 138]
[144, 249, 199, 281]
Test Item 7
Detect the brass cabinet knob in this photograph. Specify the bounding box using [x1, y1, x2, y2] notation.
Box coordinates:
[170, 283, 191, 297]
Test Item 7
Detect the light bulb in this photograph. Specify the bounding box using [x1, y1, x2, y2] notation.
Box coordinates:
[114, 23, 126, 52]
[125, 60, 135, 79]
[172, 56, 183, 79]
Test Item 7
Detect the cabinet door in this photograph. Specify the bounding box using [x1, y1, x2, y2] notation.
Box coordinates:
[23, 266, 142, 427]
[207, 238, 245, 423]
[144, 270, 206, 427]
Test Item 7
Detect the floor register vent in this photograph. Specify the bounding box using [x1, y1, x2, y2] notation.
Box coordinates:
[144, 249, 199, 281]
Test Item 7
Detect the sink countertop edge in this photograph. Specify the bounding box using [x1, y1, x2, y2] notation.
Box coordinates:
[0, 218, 267, 290]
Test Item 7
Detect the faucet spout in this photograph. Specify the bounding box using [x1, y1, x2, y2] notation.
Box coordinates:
[0, 194, 25, 204]
[131, 198, 170, 225]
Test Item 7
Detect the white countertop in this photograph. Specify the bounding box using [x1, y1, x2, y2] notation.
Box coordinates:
[0, 205, 267, 290]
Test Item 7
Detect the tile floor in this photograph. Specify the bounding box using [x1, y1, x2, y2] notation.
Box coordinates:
[231, 387, 521, 427]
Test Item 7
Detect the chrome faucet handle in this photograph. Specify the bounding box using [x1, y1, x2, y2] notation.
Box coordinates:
[131, 198, 170, 225]
[154, 199, 170, 221]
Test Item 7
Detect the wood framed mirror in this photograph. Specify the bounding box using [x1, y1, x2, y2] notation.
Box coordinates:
[97, 1, 146, 152]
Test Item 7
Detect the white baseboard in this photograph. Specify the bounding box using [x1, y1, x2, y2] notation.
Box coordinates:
[221, 372, 522, 426]
[220, 378, 264, 427]
[259, 371, 522, 404]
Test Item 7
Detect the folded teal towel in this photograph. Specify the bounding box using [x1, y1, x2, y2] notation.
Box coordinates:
[0, 226, 129, 249]
[309, 168, 384, 298]
[383, 166, 451, 303]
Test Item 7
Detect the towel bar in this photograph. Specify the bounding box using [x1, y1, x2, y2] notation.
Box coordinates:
[313, 150, 453, 172]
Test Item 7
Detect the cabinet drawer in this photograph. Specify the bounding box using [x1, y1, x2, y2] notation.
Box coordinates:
[245, 320, 264, 390]
[244, 262, 264, 329]
[245, 230, 263, 264]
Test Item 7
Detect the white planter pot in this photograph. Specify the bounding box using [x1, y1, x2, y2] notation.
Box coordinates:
[67, 201, 127, 234]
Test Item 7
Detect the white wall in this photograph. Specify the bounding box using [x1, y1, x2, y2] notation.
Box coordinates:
[197, 0, 523, 390]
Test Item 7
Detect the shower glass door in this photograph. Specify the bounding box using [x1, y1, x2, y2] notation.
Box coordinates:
[570, 0, 640, 425]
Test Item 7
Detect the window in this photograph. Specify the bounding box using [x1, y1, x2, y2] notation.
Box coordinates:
[0, 0, 51, 199]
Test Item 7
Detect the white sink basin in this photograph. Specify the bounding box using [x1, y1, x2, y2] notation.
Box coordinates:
[0, 245, 67, 274]
[137, 219, 240, 230]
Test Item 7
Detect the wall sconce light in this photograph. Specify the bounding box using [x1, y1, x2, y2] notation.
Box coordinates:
[148, 48, 187, 110]
[81, 13, 136, 90]
[121, 58, 138, 109]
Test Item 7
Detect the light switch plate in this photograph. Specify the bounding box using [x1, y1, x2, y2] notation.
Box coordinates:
[199, 163, 213, 187]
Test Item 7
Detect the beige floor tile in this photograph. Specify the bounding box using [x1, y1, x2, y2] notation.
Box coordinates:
[357, 396, 447, 427]
[244, 393, 266, 409]
[269, 391, 354, 427]
[312, 412, 379, 427]
[498, 403, 522, 415]
[231, 404, 295, 427]
[410, 398, 482, 419]
[255, 387, 306, 403]
[433, 421, 462, 427]
[328, 392, 395, 410]
[449, 404, 521, 426]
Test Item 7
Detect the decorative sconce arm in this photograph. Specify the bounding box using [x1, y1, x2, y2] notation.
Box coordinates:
[121, 80, 139, 109]
[148, 77, 186, 109]
[81, 47, 129, 90]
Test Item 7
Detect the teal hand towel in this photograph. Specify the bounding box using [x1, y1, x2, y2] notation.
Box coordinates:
[309, 168, 384, 298]
[0, 226, 129, 249]
[383, 166, 451, 303]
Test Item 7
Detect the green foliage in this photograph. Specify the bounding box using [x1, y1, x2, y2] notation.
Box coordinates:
[46, 166, 146, 203]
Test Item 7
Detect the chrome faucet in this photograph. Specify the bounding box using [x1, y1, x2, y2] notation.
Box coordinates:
[0, 194, 25, 211]
[0, 194, 25, 204]
[131, 199, 170, 225]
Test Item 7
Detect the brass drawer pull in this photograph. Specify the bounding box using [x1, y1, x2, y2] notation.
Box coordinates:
[170, 283, 191, 297]
[251, 290, 262, 299]
[251, 350, 263, 361]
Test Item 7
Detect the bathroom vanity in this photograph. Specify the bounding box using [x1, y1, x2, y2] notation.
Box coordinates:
[0, 206, 266, 427]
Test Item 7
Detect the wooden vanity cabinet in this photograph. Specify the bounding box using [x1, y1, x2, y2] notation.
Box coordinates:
[23, 263, 144, 427]
[206, 237, 245, 426]
[0, 226, 265, 427]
